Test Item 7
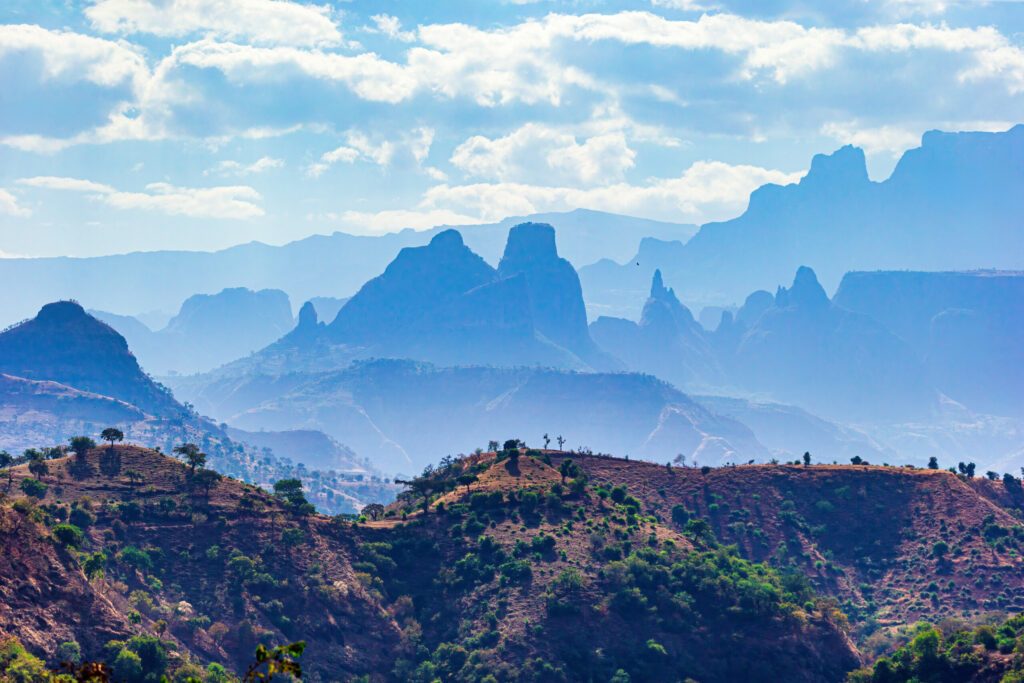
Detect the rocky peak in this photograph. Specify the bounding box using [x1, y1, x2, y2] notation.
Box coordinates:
[800, 145, 869, 188]
[296, 300, 318, 329]
[775, 266, 830, 310]
[499, 223, 559, 267]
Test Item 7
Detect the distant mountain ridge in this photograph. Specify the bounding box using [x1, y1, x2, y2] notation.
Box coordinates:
[0, 209, 693, 326]
[93, 287, 296, 375]
[238, 223, 618, 373]
[581, 125, 1024, 314]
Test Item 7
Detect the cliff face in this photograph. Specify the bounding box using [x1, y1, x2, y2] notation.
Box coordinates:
[0, 301, 179, 417]
[833, 270, 1024, 416]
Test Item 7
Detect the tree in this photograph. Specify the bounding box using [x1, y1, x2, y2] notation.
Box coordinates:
[68, 436, 96, 460]
[397, 476, 434, 513]
[273, 478, 314, 515]
[559, 458, 579, 484]
[27, 455, 48, 479]
[542, 433, 551, 449]
[242, 642, 305, 682]
[556, 435, 566, 450]
[932, 540, 949, 559]
[173, 443, 206, 473]
[124, 469, 143, 490]
[19, 477, 47, 499]
[457, 473, 477, 493]
[101, 428, 124, 452]
[487, 440, 499, 453]
[503, 439, 522, 451]
[193, 468, 222, 498]
[362, 503, 385, 521]
[0, 451, 11, 469]
[803, 451, 811, 466]
[928, 456, 939, 470]
[850, 456, 864, 465]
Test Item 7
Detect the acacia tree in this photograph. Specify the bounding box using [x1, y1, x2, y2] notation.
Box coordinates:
[457, 473, 478, 493]
[28, 455, 49, 479]
[101, 428, 124, 452]
[362, 503, 385, 521]
[173, 443, 206, 474]
[68, 436, 96, 461]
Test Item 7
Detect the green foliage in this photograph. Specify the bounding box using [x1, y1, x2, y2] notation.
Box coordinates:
[0, 638, 50, 682]
[18, 477, 47, 499]
[242, 641, 305, 682]
[69, 436, 97, 458]
[849, 615, 1024, 682]
[56, 641, 82, 666]
[51, 523, 84, 548]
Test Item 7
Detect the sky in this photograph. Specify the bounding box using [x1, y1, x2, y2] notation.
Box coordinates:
[0, 0, 1021, 257]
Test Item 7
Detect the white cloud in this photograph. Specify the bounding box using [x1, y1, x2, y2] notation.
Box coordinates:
[17, 176, 263, 219]
[0, 23, 148, 89]
[651, 0, 717, 11]
[367, 15, 416, 43]
[822, 119, 1019, 157]
[420, 160, 804, 224]
[323, 208, 486, 234]
[451, 123, 636, 186]
[205, 156, 284, 176]
[307, 127, 435, 177]
[820, 122, 923, 157]
[86, 0, 342, 47]
[0, 189, 30, 217]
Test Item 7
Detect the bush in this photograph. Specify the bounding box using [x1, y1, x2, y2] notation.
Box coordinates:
[499, 559, 532, 583]
[56, 640, 82, 665]
[18, 478, 47, 499]
[51, 523, 84, 548]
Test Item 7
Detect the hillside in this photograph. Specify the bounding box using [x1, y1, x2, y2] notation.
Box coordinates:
[0, 444, 859, 683]
[8, 444, 1024, 680]
[0, 446, 400, 680]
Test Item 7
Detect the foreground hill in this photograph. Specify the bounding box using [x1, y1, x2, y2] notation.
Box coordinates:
[8, 444, 1024, 680]
[1, 444, 860, 682]
[0, 446, 400, 679]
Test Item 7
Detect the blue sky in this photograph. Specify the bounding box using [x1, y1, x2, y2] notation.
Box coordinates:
[0, 0, 1021, 256]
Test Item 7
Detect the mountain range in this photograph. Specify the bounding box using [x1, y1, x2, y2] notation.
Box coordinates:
[0, 209, 692, 326]
[581, 125, 1024, 315]
[92, 287, 296, 375]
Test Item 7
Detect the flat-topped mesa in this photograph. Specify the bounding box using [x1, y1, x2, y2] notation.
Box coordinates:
[498, 222, 559, 266]
[497, 222, 594, 355]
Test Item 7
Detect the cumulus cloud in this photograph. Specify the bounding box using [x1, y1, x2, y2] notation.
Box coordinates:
[0, 189, 30, 217]
[451, 123, 636, 186]
[420, 160, 804, 224]
[367, 15, 416, 43]
[307, 127, 434, 177]
[17, 176, 263, 219]
[0, 23, 148, 89]
[205, 156, 284, 176]
[822, 119, 1018, 157]
[85, 0, 342, 47]
[820, 122, 923, 157]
